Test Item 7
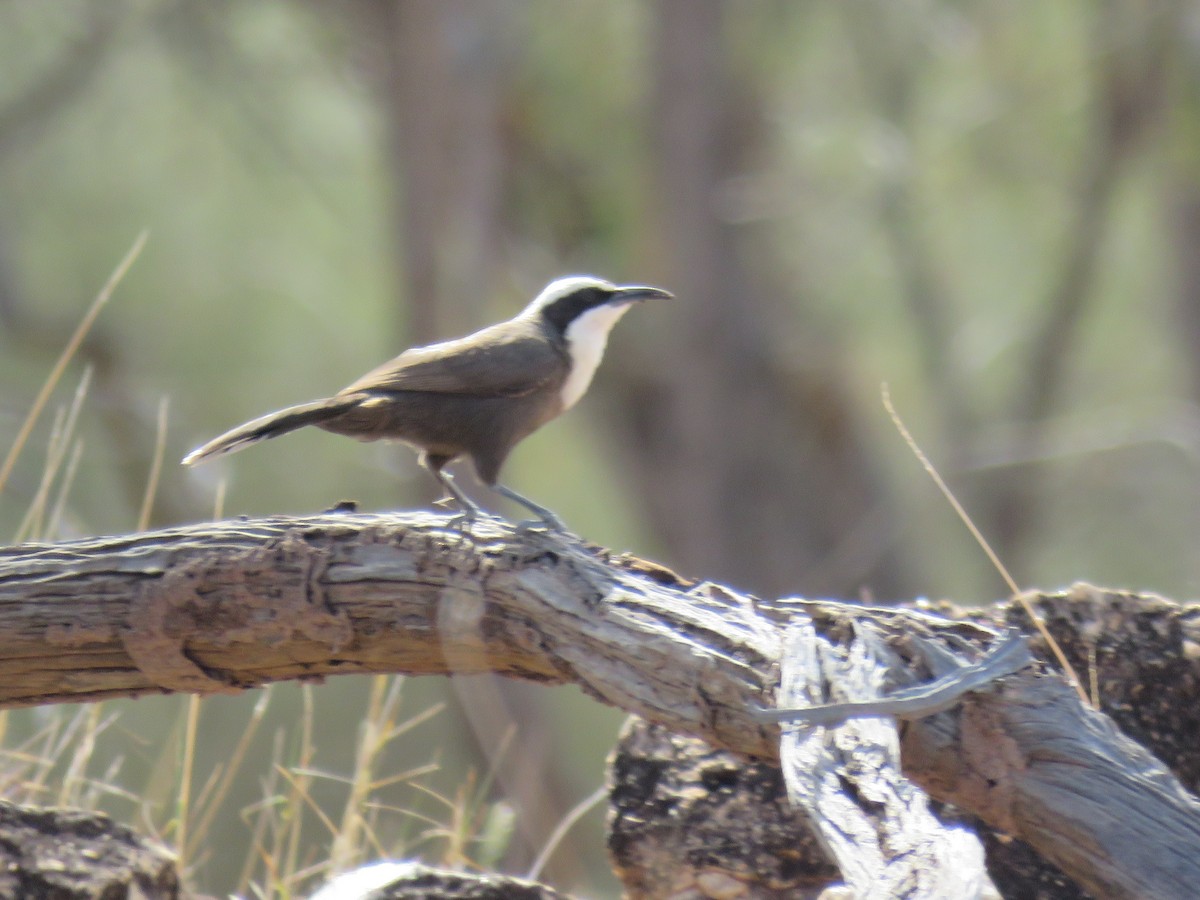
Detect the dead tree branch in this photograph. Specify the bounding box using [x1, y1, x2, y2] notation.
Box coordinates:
[2, 512, 1199, 897]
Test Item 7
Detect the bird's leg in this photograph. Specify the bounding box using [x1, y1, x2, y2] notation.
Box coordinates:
[491, 483, 567, 532]
[435, 471, 482, 529]
[421, 456, 482, 528]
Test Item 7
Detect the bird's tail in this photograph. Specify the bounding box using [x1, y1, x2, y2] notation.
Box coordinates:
[182, 398, 355, 466]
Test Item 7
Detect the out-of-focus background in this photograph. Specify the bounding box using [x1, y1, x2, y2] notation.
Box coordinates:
[1, 2, 1197, 896]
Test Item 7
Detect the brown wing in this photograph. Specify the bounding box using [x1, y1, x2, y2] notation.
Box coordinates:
[336, 320, 567, 399]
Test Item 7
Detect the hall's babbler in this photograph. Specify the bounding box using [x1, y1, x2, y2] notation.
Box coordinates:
[182, 276, 671, 530]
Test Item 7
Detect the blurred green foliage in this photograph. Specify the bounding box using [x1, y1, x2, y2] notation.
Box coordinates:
[1, 1, 1198, 897]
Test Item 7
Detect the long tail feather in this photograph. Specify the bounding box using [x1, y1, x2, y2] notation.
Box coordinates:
[182, 399, 352, 466]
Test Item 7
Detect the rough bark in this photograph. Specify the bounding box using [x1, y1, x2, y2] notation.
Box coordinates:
[313, 861, 571, 900]
[608, 720, 839, 899]
[0, 799, 179, 900]
[2, 513, 1200, 897]
[610, 584, 1200, 899]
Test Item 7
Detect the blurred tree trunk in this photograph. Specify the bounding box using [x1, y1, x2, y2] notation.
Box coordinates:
[1174, 194, 1200, 405]
[984, 4, 1173, 569]
[343, 3, 586, 885]
[614, 0, 904, 600]
[1172, 192, 1200, 591]
[844, 2, 1177, 581]
[1169, 21, 1200, 589]
[355, 0, 512, 344]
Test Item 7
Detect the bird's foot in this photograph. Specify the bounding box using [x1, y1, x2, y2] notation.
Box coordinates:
[491, 485, 567, 533]
[446, 511, 478, 532]
[436, 496, 486, 532]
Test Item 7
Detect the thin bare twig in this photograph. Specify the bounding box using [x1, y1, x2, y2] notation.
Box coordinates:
[883, 384, 1088, 703]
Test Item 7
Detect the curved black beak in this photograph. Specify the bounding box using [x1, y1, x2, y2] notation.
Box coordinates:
[613, 285, 673, 303]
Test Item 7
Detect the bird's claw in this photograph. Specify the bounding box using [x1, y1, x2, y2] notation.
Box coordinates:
[446, 510, 477, 532]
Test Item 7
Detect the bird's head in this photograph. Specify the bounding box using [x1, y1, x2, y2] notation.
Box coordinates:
[523, 275, 672, 339]
[522, 275, 672, 411]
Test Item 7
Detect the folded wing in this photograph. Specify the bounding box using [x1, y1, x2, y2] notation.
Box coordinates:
[337, 321, 567, 399]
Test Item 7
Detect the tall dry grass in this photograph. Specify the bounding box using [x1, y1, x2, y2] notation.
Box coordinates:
[0, 238, 534, 898]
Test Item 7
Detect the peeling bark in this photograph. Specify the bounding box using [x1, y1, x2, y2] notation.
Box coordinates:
[2, 514, 1200, 897]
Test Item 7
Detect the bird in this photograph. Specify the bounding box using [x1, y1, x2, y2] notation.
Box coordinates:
[182, 276, 671, 530]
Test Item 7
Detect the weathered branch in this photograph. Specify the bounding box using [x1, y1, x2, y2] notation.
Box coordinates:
[0, 512, 778, 759]
[2, 512, 1200, 898]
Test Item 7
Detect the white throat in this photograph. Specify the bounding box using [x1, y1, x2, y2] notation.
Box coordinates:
[559, 303, 630, 410]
